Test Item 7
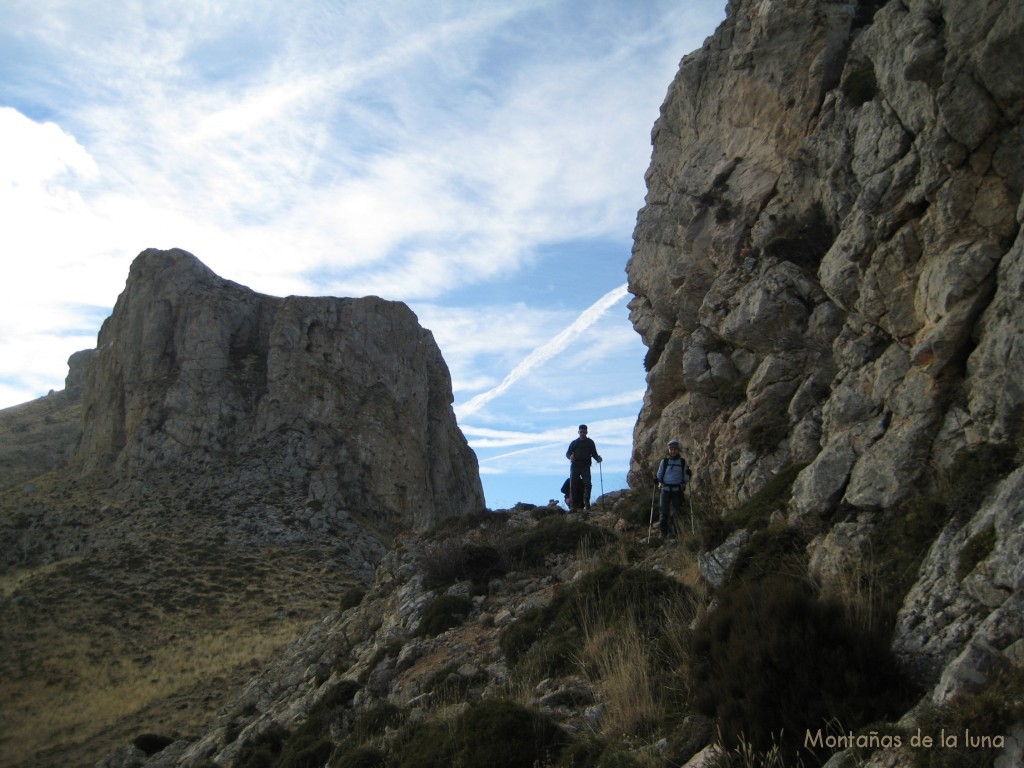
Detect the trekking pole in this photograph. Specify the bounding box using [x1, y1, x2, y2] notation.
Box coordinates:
[599, 461, 604, 500]
[647, 483, 657, 544]
[688, 487, 695, 534]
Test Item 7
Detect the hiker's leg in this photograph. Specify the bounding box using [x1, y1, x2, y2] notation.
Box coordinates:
[581, 466, 593, 508]
[659, 489, 670, 536]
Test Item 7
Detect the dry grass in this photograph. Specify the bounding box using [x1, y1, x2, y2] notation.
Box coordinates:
[578, 616, 663, 738]
[0, 618, 308, 765]
[817, 547, 889, 637]
[0, 532, 354, 768]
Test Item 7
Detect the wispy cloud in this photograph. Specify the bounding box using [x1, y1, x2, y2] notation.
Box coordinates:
[531, 389, 646, 413]
[455, 284, 630, 419]
[0, 0, 728, 507]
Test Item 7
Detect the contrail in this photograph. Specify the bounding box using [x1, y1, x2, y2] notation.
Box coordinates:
[456, 282, 629, 419]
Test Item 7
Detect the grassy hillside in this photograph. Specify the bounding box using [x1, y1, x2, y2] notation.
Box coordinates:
[0, 460, 361, 767]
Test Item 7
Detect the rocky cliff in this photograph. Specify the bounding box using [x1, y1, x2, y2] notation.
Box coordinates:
[75, 248, 482, 535]
[628, 0, 1023, 695]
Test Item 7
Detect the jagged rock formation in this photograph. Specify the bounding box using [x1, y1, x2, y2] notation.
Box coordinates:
[75, 248, 482, 534]
[628, 0, 1023, 705]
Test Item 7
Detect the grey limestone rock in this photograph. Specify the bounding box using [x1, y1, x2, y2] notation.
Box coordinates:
[75, 248, 483, 537]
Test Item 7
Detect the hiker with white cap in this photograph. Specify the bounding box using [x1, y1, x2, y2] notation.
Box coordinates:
[656, 439, 690, 538]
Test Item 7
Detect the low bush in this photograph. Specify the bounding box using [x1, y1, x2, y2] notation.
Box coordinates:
[329, 746, 384, 768]
[393, 699, 568, 768]
[872, 440, 1019, 621]
[420, 541, 506, 591]
[422, 663, 488, 704]
[132, 733, 174, 756]
[701, 464, 806, 550]
[724, 526, 809, 586]
[500, 564, 690, 678]
[425, 510, 508, 540]
[339, 588, 366, 611]
[417, 594, 473, 638]
[689, 575, 915, 762]
[909, 667, 1024, 768]
[941, 443, 1018, 522]
[504, 516, 617, 568]
[957, 524, 997, 581]
[233, 724, 290, 768]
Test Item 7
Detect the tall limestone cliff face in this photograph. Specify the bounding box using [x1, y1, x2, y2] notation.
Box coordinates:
[628, 0, 1022, 691]
[76, 248, 483, 535]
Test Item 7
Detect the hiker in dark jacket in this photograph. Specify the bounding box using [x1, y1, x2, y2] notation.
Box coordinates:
[566, 424, 602, 509]
[656, 439, 690, 538]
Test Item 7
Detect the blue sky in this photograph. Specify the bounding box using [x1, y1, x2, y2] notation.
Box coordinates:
[0, 0, 726, 509]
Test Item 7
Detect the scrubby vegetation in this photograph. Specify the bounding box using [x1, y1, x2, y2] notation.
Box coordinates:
[689, 575, 914, 761]
[8, 433, 1020, 768]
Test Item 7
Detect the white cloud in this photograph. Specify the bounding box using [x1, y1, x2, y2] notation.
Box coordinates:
[455, 284, 630, 419]
[0, 0, 729, 507]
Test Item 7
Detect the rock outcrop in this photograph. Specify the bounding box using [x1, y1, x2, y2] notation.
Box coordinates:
[627, 0, 1022, 702]
[76, 248, 482, 535]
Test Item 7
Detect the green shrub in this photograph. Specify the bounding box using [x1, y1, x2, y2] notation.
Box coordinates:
[339, 588, 366, 611]
[689, 576, 915, 761]
[841, 62, 878, 106]
[957, 524, 997, 581]
[132, 733, 174, 756]
[909, 667, 1024, 768]
[391, 720, 453, 768]
[421, 541, 506, 590]
[505, 516, 617, 568]
[702, 464, 806, 550]
[455, 699, 569, 768]
[422, 663, 488, 703]
[872, 441, 1018, 622]
[500, 564, 690, 677]
[351, 703, 404, 741]
[556, 738, 606, 768]
[325, 704, 403, 767]
[746, 412, 791, 455]
[233, 724, 290, 768]
[760, 204, 835, 273]
[941, 443, 1017, 523]
[392, 699, 567, 768]
[329, 746, 384, 768]
[418, 594, 473, 638]
[724, 526, 809, 587]
[278, 736, 332, 768]
[426, 510, 508, 539]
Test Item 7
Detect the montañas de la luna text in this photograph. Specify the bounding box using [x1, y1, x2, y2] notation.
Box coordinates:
[804, 728, 1006, 751]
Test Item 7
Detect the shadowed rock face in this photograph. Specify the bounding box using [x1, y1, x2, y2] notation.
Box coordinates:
[76, 248, 483, 534]
[628, 0, 1022, 690]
